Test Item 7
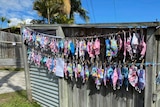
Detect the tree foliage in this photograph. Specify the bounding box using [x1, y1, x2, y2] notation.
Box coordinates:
[33, 0, 89, 24]
[0, 17, 12, 29]
[0, 17, 6, 28]
[70, 0, 89, 23]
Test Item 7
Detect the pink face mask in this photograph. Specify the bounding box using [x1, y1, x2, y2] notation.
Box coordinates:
[46, 57, 52, 71]
[126, 32, 133, 59]
[123, 31, 127, 62]
[64, 63, 68, 79]
[87, 41, 95, 58]
[94, 38, 100, 55]
[112, 67, 118, 90]
[49, 39, 55, 53]
[128, 65, 138, 87]
[36, 53, 42, 67]
[140, 36, 146, 59]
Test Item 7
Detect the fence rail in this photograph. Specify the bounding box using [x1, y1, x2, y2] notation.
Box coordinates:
[0, 31, 23, 67]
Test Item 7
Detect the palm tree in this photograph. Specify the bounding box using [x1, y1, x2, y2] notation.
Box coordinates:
[62, 0, 71, 15]
[33, 0, 89, 24]
[33, 0, 64, 24]
[70, 0, 89, 23]
[7, 19, 11, 27]
[0, 17, 6, 28]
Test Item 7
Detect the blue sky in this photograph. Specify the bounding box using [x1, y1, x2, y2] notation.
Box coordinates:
[0, 0, 160, 28]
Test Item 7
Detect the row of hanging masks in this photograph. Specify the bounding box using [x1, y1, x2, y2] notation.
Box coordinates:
[105, 31, 146, 62]
[23, 27, 146, 64]
[64, 62, 145, 93]
[27, 49, 145, 93]
[22, 27, 101, 62]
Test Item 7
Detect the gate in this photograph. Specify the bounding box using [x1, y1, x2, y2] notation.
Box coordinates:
[22, 26, 65, 107]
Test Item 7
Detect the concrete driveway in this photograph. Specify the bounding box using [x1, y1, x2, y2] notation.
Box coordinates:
[0, 71, 26, 94]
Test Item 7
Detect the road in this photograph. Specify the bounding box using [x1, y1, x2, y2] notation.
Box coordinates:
[0, 71, 26, 94]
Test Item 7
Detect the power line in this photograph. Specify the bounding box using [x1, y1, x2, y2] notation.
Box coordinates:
[86, 0, 91, 23]
[89, 0, 96, 23]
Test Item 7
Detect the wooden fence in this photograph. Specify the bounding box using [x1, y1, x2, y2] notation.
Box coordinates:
[23, 22, 160, 107]
[0, 31, 23, 67]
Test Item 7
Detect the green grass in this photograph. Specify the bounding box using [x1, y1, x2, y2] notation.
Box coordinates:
[0, 90, 40, 107]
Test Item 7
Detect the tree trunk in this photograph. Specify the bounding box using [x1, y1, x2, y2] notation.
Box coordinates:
[47, 8, 50, 24]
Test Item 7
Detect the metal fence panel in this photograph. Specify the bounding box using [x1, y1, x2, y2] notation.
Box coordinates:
[29, 65, 59, 107]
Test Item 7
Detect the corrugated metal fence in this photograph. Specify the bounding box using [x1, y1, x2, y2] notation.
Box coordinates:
[29, 65, 59, 107]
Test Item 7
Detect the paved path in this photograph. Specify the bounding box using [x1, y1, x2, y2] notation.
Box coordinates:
[0, 71, 26, 94]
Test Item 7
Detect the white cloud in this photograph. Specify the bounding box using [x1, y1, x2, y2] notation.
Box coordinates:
[8, 18, 23, 27]
[0, 0, 38, 28]
[0, 0, 33, 12]
[0, 0, 36, 19]
[25, 19, 32, 24]
[9, 18, 32, 27]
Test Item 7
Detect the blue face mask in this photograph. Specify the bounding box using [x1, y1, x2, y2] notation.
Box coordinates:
[59, 40, 64, 49]
[121, 66, 129, 89]
[137, 69, 145, 90]
[70, 41, 75, 55]
[122, 67, 129, 78]
[49, 58, 54, 72]
[107, 67, 114, 78]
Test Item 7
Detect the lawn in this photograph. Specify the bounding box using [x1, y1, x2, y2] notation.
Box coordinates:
[0, 90, 40, 107]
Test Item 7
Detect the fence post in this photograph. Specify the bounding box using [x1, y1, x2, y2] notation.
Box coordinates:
[57, 26, 69, 107]
[145, 27, 156, 107]
[21, 26, 32, 101]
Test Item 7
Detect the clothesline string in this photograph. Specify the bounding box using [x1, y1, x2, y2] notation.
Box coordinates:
[27, 48, 160, 67]
[25, 27, 145, 39]
[24, 27, 64, 39]
[65, 28, 144, 39]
